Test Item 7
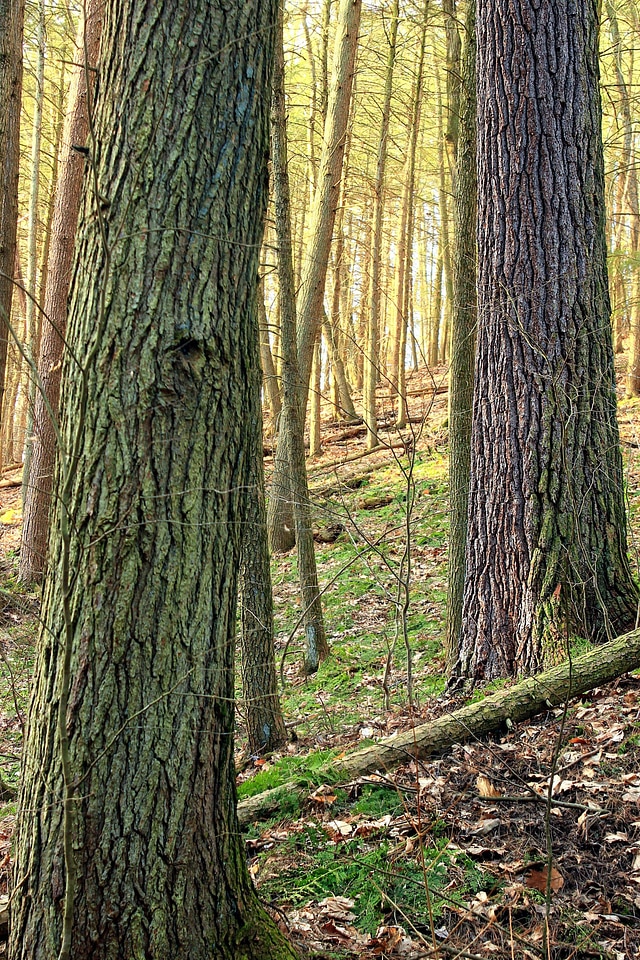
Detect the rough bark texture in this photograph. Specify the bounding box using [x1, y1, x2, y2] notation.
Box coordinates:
[10, 2, 297, 959]
[238, 626, 640, 825]
[459, 0, 639, 679]
[0, 0, 24, 448]
[19, 1, 103, 584]
[445, 0, 477, 668]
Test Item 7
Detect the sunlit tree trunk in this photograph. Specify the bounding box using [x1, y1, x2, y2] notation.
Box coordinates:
[607, 0, 640, 397]
[19, 2, 103, 585]
[271, 1, 328, 674]
[258, 280, 281, 425]
[268, 0, 361, 547]
[390, 0, 428, 424]
[0, 0, 24, 459]
[364, 0, 399, 448]
[20, 0, 47, 504]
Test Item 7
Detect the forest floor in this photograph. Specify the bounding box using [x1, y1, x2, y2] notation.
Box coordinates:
[1, 364, 640, 958]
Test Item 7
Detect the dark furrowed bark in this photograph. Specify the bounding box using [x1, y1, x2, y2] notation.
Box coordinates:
[459, 0, 638, 679]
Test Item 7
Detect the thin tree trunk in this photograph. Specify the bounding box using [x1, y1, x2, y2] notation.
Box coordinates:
[1, 249, 25, 466]
[268, 0, 362, 548]
[258, 280, 281, 424]
[19, 1, 103, 585]
[445, 0, 477, 669]
[20, 0, 46, 504]
[436, 73, 454, 364]
[308, 335, 322, 457]
[364, 0, 399, 449]
[607, 0, 640, 397]
[390, 0, 429, 420]
[240, 407, 287, 755]
[271, 0, 328, 675]
[0, 0, 24, 463]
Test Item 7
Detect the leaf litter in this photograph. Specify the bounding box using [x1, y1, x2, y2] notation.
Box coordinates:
[248, 673, 640, 959]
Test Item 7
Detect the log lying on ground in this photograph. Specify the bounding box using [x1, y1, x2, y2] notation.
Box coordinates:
[237, 628, 640, 826]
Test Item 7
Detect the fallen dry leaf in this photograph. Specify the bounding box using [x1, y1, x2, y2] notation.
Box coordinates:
[476, 774, 502, 798]
[525, 866, 564, 893]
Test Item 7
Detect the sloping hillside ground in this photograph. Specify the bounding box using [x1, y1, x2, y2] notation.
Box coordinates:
[1, 365, 640, 958]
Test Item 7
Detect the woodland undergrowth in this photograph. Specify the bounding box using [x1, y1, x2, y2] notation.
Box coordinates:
[1, 367, 640, 958]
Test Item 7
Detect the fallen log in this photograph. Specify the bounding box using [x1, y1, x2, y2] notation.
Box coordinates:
[237, 628, 640, 826]
[307, 440, 411, 477]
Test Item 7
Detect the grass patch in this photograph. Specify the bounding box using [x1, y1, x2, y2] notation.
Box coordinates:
[257, 827, 494, 935]
[237, 748, 341, 800]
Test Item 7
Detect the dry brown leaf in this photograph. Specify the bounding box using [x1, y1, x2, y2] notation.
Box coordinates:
[476, 774, 502, 798]
[525, 866, 564, 893]
[325, 819, 353, 838]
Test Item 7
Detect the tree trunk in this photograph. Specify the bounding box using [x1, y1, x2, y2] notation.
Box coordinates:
[324, 310, 356, 421]
[19, 2, 103, 585]
[389, 0, 428, 420]
[0, 0, 24, 459]
[20, 0, 46, 505]
[271, 0, 328, 676]
[437, 77, 454, 364]
[258, 280, 281, 424]
[445, 0, 477, 669]
[268, 0, 361, 549]
[308, 335, 322, 457]
[240, 404, 287, 755]
[2, 250, 25, 466]
[295, 0, 361, 399]
[608, 0, 640, 397]
[238, 625, 640, 825]
[10, 1, 298, 957]
[458, 0, 639, 680]
[362, 0, 399, 454]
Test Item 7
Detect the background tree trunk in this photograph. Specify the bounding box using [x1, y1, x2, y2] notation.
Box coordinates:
[268, 0, 361, 549]
[20, 0, 46, 506]
[363, 0, 399, 450]
[10, 0, 298, 957]
[240, 401, 287, 755]
[445, 0, 477, 669]
[0, 0, 24, 455]
[271, 3, 328, 675]
[19, 0, 103, 585]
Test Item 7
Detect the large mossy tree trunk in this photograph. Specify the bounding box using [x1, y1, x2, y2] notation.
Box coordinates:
[458, 0, 639, 680]
[10, 2, 297, 958]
